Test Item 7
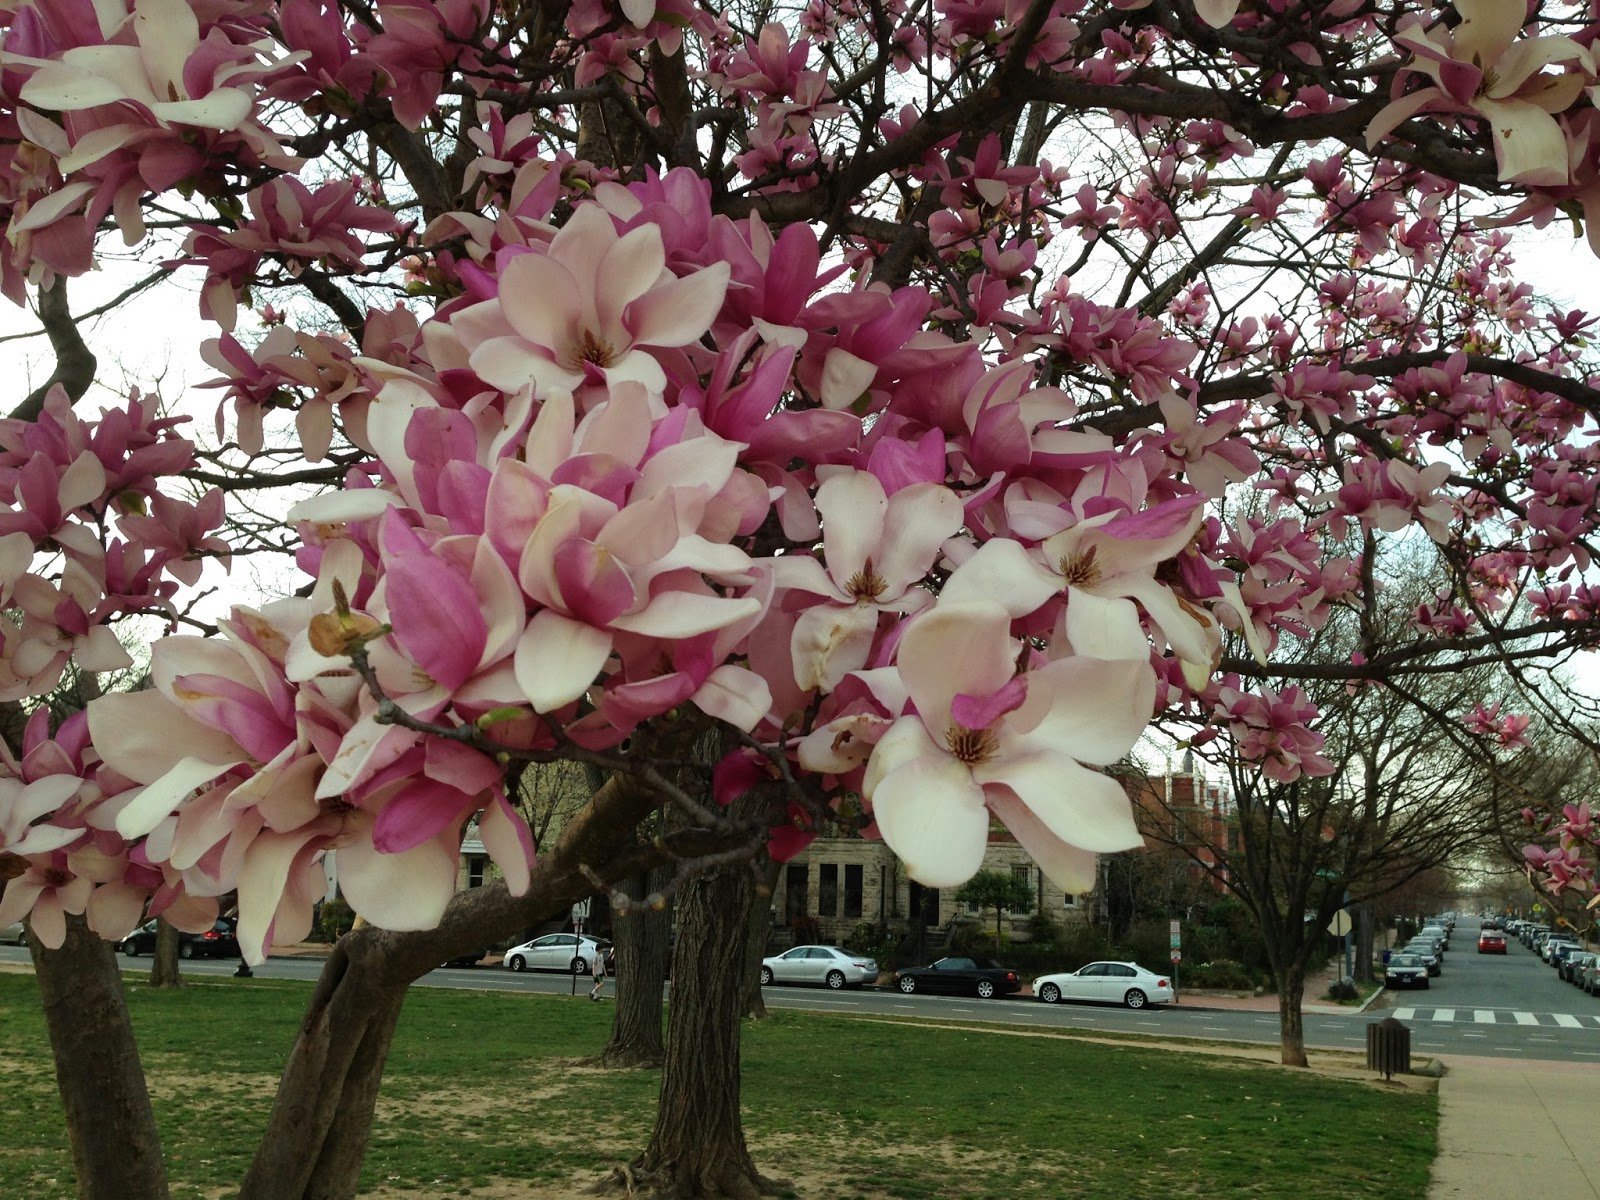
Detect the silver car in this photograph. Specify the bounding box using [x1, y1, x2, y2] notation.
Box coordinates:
[1, 920, 25, 946]
[759, 945, 879, 990]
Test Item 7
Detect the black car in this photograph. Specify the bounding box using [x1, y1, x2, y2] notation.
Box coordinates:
[1384, 952, 1430, 989]
[894, 956, 1021, 999]
[120, 919, 240, 960]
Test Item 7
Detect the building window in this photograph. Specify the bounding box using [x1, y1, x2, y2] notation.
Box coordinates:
[1062, 894, 1076, 907]
[467, 857, 486, 888]
[818, 864, 838, 917]
[844, 865, 863, 919]
[1011, 863, 1032, 911]
[785, 864, 808, 922]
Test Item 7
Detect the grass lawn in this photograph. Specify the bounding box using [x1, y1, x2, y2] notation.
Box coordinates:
[0, 971, 1436, 1199]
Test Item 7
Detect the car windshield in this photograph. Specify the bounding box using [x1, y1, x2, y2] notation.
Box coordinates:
[1390, 955, 1421, 966]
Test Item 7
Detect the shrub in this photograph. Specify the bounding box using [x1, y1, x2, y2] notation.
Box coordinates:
[790, 915, 822, 946]
[318, 897, 354, 943]
[1184, 959, 1255, 990]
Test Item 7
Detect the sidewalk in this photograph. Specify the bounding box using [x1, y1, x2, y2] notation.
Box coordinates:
[1428, 1055, 1600, 1199]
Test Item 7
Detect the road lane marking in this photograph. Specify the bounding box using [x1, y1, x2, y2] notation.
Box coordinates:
[1432, 1009, 1455, 1022]
[1473, 1010, 1495, 1023]
[1462, 1033, 1487, 1038]
[1554, 1014, 1582, 1028]
[1393, 1008, 1415, 1020]
[1514, 1012, 1539, 1025]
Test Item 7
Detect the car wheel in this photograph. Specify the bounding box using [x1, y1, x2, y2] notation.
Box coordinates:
[508, 955, 526, 973]
[898, 975, 917, 994]
[1039, 983, 1061, 1004]
[976, 979, 995, 999]
[179, 942, 195, 960]
[1421, 977, 1430, 989]
[759, 966, 773, 986]
[826, 970, 846, 990]
[571, 957, 587, 975]
[123, 942, 138, 957]
[1123, 988, 1147, 1009]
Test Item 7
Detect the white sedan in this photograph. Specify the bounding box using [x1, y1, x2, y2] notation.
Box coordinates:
[1032, 961, 1175, 1009]
[759, 945, 879, 990]
[503, 933, 606, 974]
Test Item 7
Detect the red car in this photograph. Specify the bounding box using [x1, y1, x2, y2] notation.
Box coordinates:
[1477, 931, 1507, 954]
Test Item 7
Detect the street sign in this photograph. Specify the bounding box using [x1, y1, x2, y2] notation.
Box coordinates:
[1170, 919, 1181, 935]
[1170, 933, 1182, 949]
[1328, 910, 1351, 937]
[1170, 950, 1182, 963]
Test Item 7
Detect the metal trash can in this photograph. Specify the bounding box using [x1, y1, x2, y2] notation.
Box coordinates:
[1381, 948, 1392, 966]
[1366, 1016, 1410, 1080]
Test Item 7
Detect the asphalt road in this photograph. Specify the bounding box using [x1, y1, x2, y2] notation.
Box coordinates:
[3, 915, 1594, 1062]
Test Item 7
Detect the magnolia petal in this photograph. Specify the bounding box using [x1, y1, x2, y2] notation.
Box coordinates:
[976, 752, 1142, 853]
[500, 252, 581, 351]
[814, 470, 886, 596]
[626, 262, 731, 349]
[1478, 96, 1570, 186]
[89, 691, 245, 785]
[868, 748, 989, 888]
[115, 755, 244, 840]
[1011, 655, 1155, 767]
[514, 609, 612, 713]
[939, 539, 1059, 617]
[874, 484, 964, 597]
[478, 790, 535, 896]
[286, 488, 399, 524]
[236, 830, 313, 963]
[337, 834, 457, 932]
[819, 348, 878, 410]
[1063, 589, 1150, 660]
[896, 601, 1017, 737]
[790, 602, 878, 693]
[693, 665, 773, 732]
[1454, 0, 1525, 68]
[87, 882, 147, 942]
[1119, 576, 1214, 666]
[986, 789, 1100, 894]
[1192, 0, 1239, 26]
[609, 591, 762, 639]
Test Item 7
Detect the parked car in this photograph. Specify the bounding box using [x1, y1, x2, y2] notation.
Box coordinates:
[441, 950, 487, 968]
[1032, 961, 1174, 1009]
[120, 919, 240, 959]
[894, 956, 1021, 999]
[1477, 931, 1507, 954]
[1581, 958, 1600, 996]
[1544, 936, 1580, 965]
[1384, 953, 1430, 989]
[759, 945, 879, 990]
[1403, 942, 1442, 976]
[1, 919, 25, 945]
[1559, 950, 1595, 984]
[502, 933, 606, 974]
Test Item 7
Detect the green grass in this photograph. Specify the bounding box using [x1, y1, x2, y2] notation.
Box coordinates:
[0, 972, 1436, 1199]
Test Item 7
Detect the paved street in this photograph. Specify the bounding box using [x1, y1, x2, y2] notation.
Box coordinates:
[4, 915, 1592, 1062]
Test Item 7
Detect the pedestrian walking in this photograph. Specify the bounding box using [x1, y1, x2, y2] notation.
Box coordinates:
[589, 947, 607, 1001]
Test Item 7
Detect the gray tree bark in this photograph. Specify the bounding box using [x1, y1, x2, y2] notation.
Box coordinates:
[148, 918, 182, 989]
[30, 915, 169, 1200]
[597, 862, 673, 1069]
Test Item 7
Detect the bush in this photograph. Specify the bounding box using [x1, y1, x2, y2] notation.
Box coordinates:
[1394, 917, 1418, 945]
[318, 897, 354, 943]
[790, 915, 822, 946]
[1184, 959, 1255, 990]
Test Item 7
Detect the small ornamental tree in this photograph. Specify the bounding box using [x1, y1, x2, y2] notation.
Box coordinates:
[7, 0, 1600, 1196]
[955, 867, 1035, 951]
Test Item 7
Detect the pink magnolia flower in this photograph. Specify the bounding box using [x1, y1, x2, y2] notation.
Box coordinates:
[770, 470, 963, 692]
[464, 204, 731, 398]
[1366, 0, 1592, 186]
[862, 602, 1154, 891]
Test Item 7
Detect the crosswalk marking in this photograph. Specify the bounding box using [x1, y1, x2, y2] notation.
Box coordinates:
[1381, 1008, 1600, 1028]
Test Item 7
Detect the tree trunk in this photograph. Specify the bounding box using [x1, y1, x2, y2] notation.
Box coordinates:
[741, 855, 779, 1018]
[609, 855, 782, 1199]
[1354, 902, 1376, 984]
[30, 915, 169, 1200]
[1276, 960, 1309, 1067]
[238, 770, 698, 1200]
[598, 864, 673, 1068]
[148, 918, 182, 989]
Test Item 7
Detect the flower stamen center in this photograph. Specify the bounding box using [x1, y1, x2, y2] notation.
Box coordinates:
[945, 723, 998, 765]
[566, 328, 617, 370]
[1058, 545, 1102, 589]
[845, 558, 889, 603]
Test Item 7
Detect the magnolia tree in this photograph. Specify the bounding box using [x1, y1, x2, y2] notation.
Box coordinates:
[7, 0, 1600, 1195]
